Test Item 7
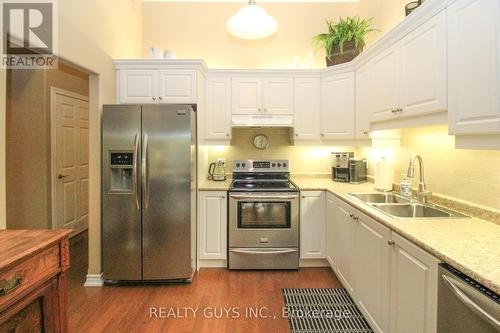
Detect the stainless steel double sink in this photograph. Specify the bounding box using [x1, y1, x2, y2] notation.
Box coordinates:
[349, 193, 468, 219]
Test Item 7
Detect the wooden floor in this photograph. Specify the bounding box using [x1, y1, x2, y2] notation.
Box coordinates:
[68, 235, 341, 333]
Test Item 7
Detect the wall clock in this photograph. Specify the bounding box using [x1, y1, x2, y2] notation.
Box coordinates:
[253, 134, 269, 150]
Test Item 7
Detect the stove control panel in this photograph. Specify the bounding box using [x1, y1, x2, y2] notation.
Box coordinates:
[233, 160, 290, 172]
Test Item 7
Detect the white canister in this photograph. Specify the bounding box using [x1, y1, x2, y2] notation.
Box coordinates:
[374, 157, 393, 192]
[148, 47, 162, 59]
[163, 49, 176, 59]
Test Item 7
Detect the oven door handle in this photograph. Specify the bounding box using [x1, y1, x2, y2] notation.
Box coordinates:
[229, 194, 298, 200]
[230, 249, 298, 255]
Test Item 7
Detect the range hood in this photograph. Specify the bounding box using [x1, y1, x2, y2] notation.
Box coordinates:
[232, 115, 293, 127]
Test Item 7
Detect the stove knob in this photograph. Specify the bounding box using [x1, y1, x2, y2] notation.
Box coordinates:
[277, 163, 282, 167]
[236, 163, 240, 168]
[272, 163, 276, 167]
[283, 163, 287, 167]
[242, 163, 246, 168]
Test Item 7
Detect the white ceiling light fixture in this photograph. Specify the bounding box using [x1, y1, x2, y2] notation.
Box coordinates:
[226, 0, 278, 40]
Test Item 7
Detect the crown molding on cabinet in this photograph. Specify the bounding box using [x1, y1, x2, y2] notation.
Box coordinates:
[113, 59, 209, 73]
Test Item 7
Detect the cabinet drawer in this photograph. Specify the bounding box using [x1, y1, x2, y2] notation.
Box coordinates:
[0, 245, 60, 310]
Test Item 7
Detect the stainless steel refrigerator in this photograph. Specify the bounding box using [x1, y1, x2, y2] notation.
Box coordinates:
[102, 104, 196, 282]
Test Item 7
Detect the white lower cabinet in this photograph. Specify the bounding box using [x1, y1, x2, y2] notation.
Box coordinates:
[326, 193, 337, 267]
[389, 232, 439, 333]
[327, 195, 439, 333]
[354, 210, 391, 333]
[331, 197, 356, 294]
[300, 191, 326, 259]
[198, 191, 227, 262]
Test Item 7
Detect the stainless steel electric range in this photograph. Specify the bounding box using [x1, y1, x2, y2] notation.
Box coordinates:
[228, 160, 299, 270]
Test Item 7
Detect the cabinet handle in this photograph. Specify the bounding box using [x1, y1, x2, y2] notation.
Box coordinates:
[391, 109, 397, 114]
[226, 133, 230, 137]
[301, 196, 306, 199]
[353, 216, 359, 221]
[295, 133, 299, 137]
[258, 108, 262, 112]
[158, 96, 163, 100]
[221, 195, 226, 199]
[321, 133, 325, 137]
[388, 240, 395, 246]
[264, 108, 268, 112]
[399, 108, 403, 113]
[152, 97, 156, 101]
[349, 213, 354, 218]
[363, 131, 369, 135]
[0, 273, 23, 296]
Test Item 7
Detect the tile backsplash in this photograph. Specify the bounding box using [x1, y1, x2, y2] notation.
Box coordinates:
[204, 125, 500, 211]
[362, 125, 500, 210]
[206, 128, 359, 176]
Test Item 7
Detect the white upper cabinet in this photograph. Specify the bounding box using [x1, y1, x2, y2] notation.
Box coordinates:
[205, 77, 232, 140]
[370, 46, 401, 122]
[321, 72, 356, 139]
[158, 70, 196, 104]
[293, 77, 321, 141]
[118, 70, 158, 104]
[390, 232, 439, 333]
[232, 77, 262, 115]
[448, 0, 500, 135]
[232, 76, 293, 115]
[263, 78, 294, 115]
[355, 63, 372, 138]
[300, 191, 326, 259]
[400, 11, 447, 118]
[117, 67, 197, 104]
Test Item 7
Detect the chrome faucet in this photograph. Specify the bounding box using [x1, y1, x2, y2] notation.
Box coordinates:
[407, 154, 432, 204]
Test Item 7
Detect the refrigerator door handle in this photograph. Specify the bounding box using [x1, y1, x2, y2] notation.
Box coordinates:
[142, 132, 149, 209]
[132, 133, 140, 210]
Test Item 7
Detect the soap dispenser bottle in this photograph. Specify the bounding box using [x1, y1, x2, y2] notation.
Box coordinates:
[400, 174, 412, 198]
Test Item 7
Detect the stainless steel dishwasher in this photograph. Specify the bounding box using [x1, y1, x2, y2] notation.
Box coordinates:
[438, 263, 500, 332]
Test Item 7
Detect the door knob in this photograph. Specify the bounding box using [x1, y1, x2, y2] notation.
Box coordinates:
[388, 240, 395, 246]
[58, 174, 68, 180]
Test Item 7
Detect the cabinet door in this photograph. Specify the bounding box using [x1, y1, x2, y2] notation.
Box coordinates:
[321, 72, 356, 139]
[118, 70, 158, 104]
[355, 63, 372, 139]
[198, 191, 227, 260]
[326, 192, 337, 269]
[370, 46, 401, 122]
[158, 70, 196, 104]
[333, 197, 356, 294]
[262, 77, 294, 115]
[232, 77, 262, 115]
[354, 211, 391, 333]
[294, 77, 321, 141]
[390, 232, 439, 333]
[206, 77, 232, 140]
[400, 11, 447, 118]
[300, 191, 326, 259]
[448, 0, 500, 134]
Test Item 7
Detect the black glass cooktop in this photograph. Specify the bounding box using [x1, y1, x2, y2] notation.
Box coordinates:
[230, 173, 299, 192]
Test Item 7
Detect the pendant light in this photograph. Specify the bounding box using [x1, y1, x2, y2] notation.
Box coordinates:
[226, 0, 278, 40]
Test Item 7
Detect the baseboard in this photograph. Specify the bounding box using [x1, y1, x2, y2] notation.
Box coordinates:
[299, 258, 330, 267]
[84, 273, 104, 287]
[198, 259, 227, 269]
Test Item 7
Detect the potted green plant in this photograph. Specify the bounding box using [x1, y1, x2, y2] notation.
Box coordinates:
[313, 16, 377, 67]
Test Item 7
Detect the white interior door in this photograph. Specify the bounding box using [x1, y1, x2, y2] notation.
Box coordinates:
[53, 90, 89, 233]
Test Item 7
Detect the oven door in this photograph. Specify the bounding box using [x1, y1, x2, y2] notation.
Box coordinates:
[229, 192, 299, 248]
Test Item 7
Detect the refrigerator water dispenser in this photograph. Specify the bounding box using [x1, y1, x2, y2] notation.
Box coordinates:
[109, 152, 134, 192]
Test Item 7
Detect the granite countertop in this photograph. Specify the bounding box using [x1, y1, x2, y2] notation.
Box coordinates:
[293, 177, 500, 294]
[198, 178, 500, 293]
